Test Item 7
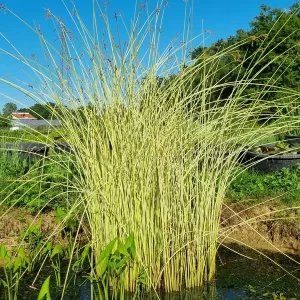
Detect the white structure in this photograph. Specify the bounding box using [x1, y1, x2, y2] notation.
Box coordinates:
[10, 112, 60, 131]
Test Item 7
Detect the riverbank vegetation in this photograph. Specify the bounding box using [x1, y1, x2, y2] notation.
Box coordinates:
[0, 1, 299, 299]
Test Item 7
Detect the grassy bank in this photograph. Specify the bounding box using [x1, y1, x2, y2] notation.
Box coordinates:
[228, 165, 300, 204]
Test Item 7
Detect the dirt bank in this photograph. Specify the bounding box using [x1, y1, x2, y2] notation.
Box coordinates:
[0, 206, 81, 252]
[1, 203, 300, 254]
[220, 202, 300, 254]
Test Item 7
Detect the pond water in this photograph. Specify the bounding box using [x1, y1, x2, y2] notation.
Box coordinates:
[2, 244, 300, 299]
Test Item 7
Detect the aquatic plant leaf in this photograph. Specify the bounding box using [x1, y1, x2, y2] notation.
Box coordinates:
[109, 260, 117, 272]
[55, 207, 66, 223]
[114, 257, 129, 274]
[14, 256, 23, 272]
[99, 238, 118, 262]
[51, 244, 63, 258]
[125, 233, 136, 258]
[276, 142, 287, 149]
[124, 233, 134, 248]
[83, 275, 97, 282]
[1, 279, 8, 288]
[96, 256, 109, 277]
[118, 242, 130, 257]
[138, 268, 149, 286]
[248, 284, 256, 293]
[17, 246, 26, 259]
[72, 260, 81, 271]
[42, 242, 53, 255]
[278, 293, 286, 300]
[72, 244, 91, 271]
[81, 243, 91, 262]
[17, 245, 30, 265]
[0, 244, 7, 259]
[37, 276, 51, 300]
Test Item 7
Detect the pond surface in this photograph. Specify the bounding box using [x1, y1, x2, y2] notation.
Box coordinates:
[2, 244, 300, 299]
[215, 244, 300, 299]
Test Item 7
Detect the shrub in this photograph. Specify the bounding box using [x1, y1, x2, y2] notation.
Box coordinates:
[0, 150, 74, 212]
[228, 165, 300, 203]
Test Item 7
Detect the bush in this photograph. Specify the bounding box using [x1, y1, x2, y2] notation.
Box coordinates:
[0, 115, 11, 128]
[0, 150, 74, 212]
[227, 165, 300, 203]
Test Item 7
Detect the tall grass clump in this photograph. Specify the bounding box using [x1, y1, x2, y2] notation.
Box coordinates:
[0, 0, 299, 294]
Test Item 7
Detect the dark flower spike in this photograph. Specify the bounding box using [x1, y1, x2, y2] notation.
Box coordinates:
[44, 8, 51, 19]
[0, 3, 7, 13]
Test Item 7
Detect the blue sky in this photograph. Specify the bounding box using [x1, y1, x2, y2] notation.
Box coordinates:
[0, 0, 297, 111]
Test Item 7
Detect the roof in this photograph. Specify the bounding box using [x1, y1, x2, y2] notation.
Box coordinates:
[12, 112, 37, 119]
[11, 119, 61, 129]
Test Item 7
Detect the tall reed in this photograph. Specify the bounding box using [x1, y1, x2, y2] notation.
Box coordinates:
[0, 0, 299, 294]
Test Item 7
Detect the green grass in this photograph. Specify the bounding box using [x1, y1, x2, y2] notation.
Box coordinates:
[0, 127, 75, 213]
[0, 128, 63, 144]
[0, 149, 74, 213]
[228, 165, 300, 204]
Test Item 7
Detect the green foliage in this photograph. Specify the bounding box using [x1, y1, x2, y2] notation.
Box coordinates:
[19, 217, 47, 272]
[18, 102, 57, 120]
[0, 115, 11, 128]
[191, 3, 300, 107]
[0, 151, 72, 212]
[49, 244, 64, 287]
[2, 102, 17, 118]
[37, 276, 51, 300]
[228, 165, 300, 202]
[55, 207, 80, 259]
[248, 284, 297, 300]
[72, 243, 91, 273]
[0, 244, 30, 300]
[0, 128, 61, 143]
[86, 234, 138, 300]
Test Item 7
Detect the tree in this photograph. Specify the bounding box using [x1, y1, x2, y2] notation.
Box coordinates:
[2, 102, 17, 118]
[18, 102, 57, 119]
[190, 2, 300, 104]
[0, 115, 11, 128]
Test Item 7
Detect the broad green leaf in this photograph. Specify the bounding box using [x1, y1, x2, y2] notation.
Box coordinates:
[0, 244, 7, 259]
[17, 246, 26, 259]
[125, 233, 136, 259]
[80, 243, 91, 263]
[37, 276, 51, 300]
[124, 233, 134, 249]
[1, 279, 8, 288]
[95, 256, 109, 277]
[42, 242, 53, 255]
[118, 242, 129, 257]
[72, 260, 81, 271]
[115, 257, 129, 274]
[13, 257, 23, 272]
[72, 243, 91, 271]
[109, 260, 117, 273]
[99, 238, 117, 262]
[138, 270, 148, 286]
[55, 207, 66, 223]
[51, 244, 63, 258]
[248, 284, 256, 293]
